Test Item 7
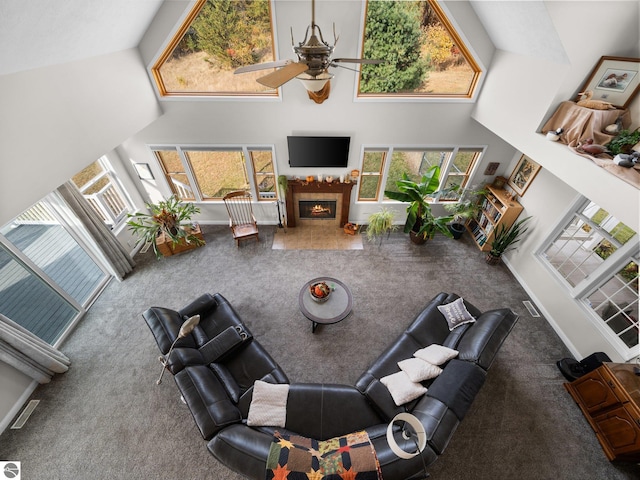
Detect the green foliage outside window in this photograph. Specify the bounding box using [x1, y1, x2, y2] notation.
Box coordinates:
[360, 1, 427, 93]
[181, 0, 271, 68]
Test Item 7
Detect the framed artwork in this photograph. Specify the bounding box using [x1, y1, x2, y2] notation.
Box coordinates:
[508, 155, 541, 196]
[484, 162, 500, 176]
[134, 163, 154, 180]
[575, 56, 640, 109]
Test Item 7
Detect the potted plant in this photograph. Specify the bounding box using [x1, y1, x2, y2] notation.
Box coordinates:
[384, 166, 453, 244]
[366, 207, 396, 245]
[127, 195, 204, 258]
[606, 128, 640, 155]
[444, 187, 487, 240]
[486, 216, 531, 265]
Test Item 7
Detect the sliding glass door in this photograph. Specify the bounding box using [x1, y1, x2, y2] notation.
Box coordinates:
[0, 197, 110, 345]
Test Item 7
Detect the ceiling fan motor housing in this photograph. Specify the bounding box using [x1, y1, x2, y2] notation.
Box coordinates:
[294, 30, 334, 77]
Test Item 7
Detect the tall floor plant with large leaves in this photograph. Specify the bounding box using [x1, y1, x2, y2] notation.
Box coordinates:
[384, 165, 454, 241]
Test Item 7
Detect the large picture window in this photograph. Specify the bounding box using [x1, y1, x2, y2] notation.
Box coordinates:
[357, 146, 482, 202]
[152, 146, 277, 202]
[539, 199, 638, 357]
[358, 0, 481, 99]
[151, 0, 277, 97]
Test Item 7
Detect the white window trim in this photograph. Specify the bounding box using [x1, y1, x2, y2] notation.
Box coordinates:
[536, 196, 639, 360]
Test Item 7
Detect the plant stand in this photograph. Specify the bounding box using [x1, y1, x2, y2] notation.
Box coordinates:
[155, 225, 205, 257]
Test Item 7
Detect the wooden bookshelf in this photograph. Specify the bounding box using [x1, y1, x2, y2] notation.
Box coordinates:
[466, 185, 523, 252]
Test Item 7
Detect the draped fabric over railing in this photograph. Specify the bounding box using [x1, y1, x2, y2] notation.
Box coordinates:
[56, 182, 135, 281]
[0, 314, 70, 384]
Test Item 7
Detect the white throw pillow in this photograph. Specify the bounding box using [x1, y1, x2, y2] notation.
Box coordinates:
[398, 357, 442, 382]
[380, 371, 427, 406]
[437, 297, 476, 331]
[414, 344, 458, 366]
[246, 380, 290, 427]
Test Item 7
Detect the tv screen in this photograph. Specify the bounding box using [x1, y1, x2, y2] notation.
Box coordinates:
[287, 136, 350, 168]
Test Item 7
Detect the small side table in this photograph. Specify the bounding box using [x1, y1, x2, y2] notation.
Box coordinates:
[299, 277, 353, 333]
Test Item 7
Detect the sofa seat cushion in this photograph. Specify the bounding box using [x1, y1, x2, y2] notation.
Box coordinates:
[174, 365, 242, 440]
[208, 424, 274, 480]
[426, 359, 486, 421]
[411, 396, 460, 454]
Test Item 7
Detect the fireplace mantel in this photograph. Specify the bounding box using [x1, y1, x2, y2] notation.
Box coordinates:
[285, 180, 355, 227]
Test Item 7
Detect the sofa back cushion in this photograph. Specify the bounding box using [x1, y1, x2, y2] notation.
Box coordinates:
[456, 308, 519, 370]
[142, 306, 198, 354]
[241, 383, 383, 441]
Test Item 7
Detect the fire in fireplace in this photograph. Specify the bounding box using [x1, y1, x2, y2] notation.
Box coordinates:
[299, 200, 337, 219]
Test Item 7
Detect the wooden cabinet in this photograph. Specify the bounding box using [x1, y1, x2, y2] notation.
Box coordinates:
[466, 185, 523, 252]
[565, 363, 640, 462]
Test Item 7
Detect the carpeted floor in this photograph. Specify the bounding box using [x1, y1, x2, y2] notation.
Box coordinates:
[0, 225, 638, 479]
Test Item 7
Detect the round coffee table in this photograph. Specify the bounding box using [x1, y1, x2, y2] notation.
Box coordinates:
[299, 277, 353, 333]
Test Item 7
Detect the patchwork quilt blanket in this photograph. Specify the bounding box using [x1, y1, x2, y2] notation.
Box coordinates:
[266, 430, 383, 480]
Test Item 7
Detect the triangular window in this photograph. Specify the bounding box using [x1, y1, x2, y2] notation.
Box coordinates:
[358, 0, 481, 98]
[151, 0, 277, 97]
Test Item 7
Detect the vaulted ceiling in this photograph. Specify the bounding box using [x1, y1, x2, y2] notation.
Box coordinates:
[0, 0, 566, 77]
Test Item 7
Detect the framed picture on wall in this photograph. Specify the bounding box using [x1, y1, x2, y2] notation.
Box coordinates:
[508, 155, 541, 196]
[575, 56, 640, 109]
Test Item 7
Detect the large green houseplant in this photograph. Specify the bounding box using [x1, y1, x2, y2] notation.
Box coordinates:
[486, 216, 531, 265]
[384, 166, 454, 244]
[127, 195, 203, 258]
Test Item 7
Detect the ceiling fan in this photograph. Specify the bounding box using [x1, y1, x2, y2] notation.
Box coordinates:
[234, 0, 382, 96]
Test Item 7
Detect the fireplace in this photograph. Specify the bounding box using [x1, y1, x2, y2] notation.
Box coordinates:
[285, 180, 355, 228]
[299, 200, 337, 220]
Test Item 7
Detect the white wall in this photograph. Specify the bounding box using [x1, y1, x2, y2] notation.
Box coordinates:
[472, 1, 640, 361]
[125, 0, 514, 226]
[0, 48, 162, 226]
[0, 48, 162, 430]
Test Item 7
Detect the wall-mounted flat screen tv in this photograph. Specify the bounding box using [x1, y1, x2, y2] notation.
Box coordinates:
[287, 136, 350, 168]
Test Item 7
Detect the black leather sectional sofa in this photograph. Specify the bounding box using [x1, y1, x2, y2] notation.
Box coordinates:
[143, 292, 518, 479]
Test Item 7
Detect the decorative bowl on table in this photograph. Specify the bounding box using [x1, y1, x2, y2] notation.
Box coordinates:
[309, 282, 332, 303]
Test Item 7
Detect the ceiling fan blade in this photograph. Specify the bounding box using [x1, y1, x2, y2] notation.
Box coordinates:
[332, 58, 384, 64]
[234, 59, 293, 74]
[257, 62, 309, 88]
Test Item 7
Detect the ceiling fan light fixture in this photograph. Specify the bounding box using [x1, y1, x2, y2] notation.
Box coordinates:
[296, 72, 334, 92]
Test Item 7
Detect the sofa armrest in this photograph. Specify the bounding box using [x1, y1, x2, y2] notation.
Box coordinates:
[456, 308, 519, 370]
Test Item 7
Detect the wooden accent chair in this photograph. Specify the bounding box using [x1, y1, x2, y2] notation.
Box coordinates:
[223, 191, 259, 247]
